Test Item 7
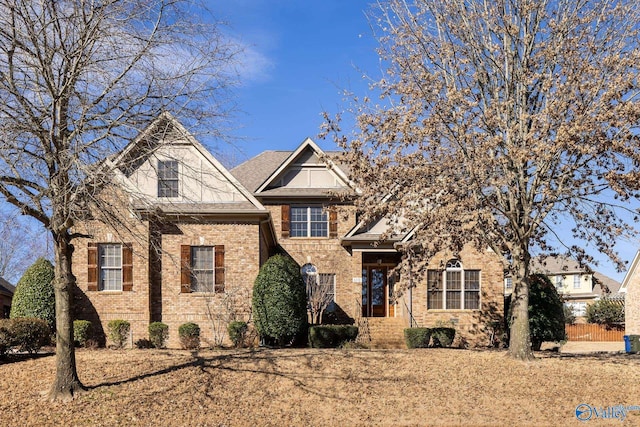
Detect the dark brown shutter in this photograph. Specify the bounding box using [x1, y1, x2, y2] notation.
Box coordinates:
[180, 245, 191, 293]
[214, 245, 225, 293]
[87, 243, 98, 291]
[122, 243, 133, 291]
[329, 207, 338, 238]
[281, 205, 290, 238]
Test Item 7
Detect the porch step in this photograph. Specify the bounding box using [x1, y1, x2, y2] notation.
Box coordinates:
[363, 317, 407, 349]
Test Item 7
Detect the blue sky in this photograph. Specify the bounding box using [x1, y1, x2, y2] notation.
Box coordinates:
[208, 1, 380, 162]
[207, 1, 638, 283]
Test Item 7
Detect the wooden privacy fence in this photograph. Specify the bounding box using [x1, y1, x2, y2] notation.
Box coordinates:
[565, 324, 624, 342]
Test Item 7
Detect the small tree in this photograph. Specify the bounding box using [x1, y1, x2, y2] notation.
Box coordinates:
[10, 258, 55, 330]
[511, 274, 565, 351]
[303, 265, 334, 325]
[252, 254, 308, 346]
[586, 299, 624, 328]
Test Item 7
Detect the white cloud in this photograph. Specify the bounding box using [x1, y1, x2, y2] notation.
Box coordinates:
[232, 40, 275, 85]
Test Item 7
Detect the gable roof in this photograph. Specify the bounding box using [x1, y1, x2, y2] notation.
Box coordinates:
[231, 151, 292, 193]
[0, 277, 15, 297]
[593, 272, 623, 296]
[231, 137, 355, 197]
[110, 112, 266, 214]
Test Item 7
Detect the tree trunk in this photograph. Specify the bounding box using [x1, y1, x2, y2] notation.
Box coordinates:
[48, 232, 86, 401]
[507, 246, 535, 361]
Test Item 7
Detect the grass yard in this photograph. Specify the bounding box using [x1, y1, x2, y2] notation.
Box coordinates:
[1, 348, 639, 426]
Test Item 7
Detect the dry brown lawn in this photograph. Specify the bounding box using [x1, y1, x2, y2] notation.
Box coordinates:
[1, 347, 639, 426]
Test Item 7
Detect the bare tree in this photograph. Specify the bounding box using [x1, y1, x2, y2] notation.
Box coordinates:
[304, 268, 334, 325]
[323, 0, 640, 360]
[0, 210, 51, 283]
[0, 0, 240, 400]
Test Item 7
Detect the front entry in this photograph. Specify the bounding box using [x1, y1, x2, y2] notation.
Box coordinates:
[362, 266, 394, 317]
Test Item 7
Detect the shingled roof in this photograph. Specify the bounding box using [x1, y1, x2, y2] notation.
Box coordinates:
[231, 151, 292, 193]
[531, 255, 622, 296]
[231, 149, 349, 194]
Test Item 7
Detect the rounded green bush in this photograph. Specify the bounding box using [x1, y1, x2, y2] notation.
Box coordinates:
[252, 254, 308, 346]
[431, 327, 456, 347]
[73, 320, 93, 347]
[404, 328, 432, 349]
[509, 273, 565, 351]
[0, 319, 15, 356]
[10, 317, 52, 353]
[178, 322, 200, 350]
[309, 325, 359, 348]
[586, 299, 624, 327]
[149, 322, 169, 349]
[528, 274, 565, 350]
[107, 319, 130, 348]
[227, 321, 248, 348]
[10, 258, 55, 330]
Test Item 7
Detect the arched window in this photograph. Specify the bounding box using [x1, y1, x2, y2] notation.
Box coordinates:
[427, 259, 480, 310]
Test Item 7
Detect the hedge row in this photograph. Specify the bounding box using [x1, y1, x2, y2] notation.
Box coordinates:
[308, 325, 359, 348]
[404, 327, 456, 348]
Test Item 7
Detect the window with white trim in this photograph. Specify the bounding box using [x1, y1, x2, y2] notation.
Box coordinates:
[555, 275, 564, 290]
[573, 275, 581, 289]
[505, 277, 513, 290]
[427, 259, 480, 310]
[100, 244, 122, 291]
[565, 302, 587, 317]
[157, 160, 179, 198]
[290, 206, 328, 237]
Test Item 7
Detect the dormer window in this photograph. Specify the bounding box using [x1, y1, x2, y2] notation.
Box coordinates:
[158, 160, 179, 198]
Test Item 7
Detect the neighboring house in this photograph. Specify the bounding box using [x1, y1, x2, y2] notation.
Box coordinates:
[504, 255, 622, 318]
[0, 277, 15, 318]
[620, 250, 640, 335]
[72, 113, 505, 348]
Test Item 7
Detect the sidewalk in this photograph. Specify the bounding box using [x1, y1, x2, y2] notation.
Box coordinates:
[558, 341, 625, 354]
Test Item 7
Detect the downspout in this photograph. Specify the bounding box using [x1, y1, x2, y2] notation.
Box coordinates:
[408, 251, 413, 328]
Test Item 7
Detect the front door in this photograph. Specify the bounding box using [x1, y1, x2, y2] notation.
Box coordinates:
[362, 266, 391, 317]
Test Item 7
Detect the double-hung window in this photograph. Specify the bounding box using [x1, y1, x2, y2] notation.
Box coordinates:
[573, 275, 581, 289]
[99, 244, 122, 291]
[427, 259, 480, 310]
[180, 245, 225, 293]
[290, 206, 328, 237]
[158, 160, 179, 198]
[191, 246, 214, 292]
[87, 242, 133, 292]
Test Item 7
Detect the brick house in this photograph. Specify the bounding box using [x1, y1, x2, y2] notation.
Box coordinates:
[0, 277, 14, 318]
[621, 251, 639, 335]
[72, 113, 505, 348]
